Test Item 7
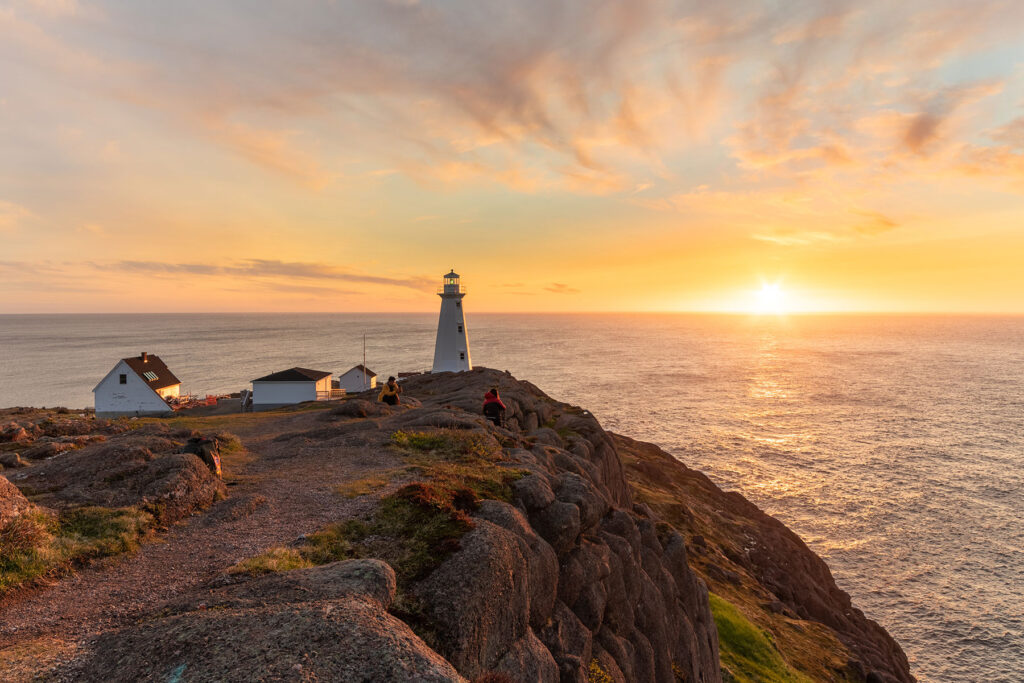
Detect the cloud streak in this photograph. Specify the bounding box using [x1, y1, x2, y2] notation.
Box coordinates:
[107, 260, 434, 290]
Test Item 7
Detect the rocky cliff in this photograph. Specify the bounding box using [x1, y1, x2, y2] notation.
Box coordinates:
[0, 371, 914, 683]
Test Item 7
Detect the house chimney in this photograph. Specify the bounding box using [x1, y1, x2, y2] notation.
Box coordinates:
[141, 351, 148, 363]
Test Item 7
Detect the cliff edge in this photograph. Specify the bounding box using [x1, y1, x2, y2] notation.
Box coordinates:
[0, 369, 913, 683]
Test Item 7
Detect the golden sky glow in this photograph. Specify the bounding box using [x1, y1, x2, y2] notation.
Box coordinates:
[2, 0, 1024, 313]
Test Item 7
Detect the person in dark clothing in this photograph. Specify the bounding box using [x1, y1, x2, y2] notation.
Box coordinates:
[482, 387, 506, 427]
[379, 376, 402, 405]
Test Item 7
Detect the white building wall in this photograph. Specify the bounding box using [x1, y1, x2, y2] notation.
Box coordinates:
[432, 295, 472, 373]
[337, 368, 377, 392]
[252, 381, 318, 407]
[94, 360, 174, 417]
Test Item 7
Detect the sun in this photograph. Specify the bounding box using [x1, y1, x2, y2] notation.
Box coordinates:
[753, 282, 787, 315]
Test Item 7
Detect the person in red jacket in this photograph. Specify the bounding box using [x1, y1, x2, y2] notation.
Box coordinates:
[482, 388, 506, 427]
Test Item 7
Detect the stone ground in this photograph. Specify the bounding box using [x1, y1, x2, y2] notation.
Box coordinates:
[0, 401, 408, 681]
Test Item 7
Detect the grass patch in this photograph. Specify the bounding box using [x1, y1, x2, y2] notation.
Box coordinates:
[234, 482, 476, 585]
[710, 593, 812, 683]
[0, 506, 154, 595]
[391, 429, 498, 460]
[230, 547, 312, 575]
[336, 469, 406, 499]
[556, 427, 579, 440]
[390, 429, 525, 502]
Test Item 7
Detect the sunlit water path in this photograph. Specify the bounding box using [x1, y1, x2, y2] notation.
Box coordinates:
[2, 313, 1022, 682]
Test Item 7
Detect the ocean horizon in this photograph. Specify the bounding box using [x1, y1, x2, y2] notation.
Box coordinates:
[2, 312, 1022, 682]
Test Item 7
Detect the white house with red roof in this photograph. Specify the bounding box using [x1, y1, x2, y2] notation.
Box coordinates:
[93, 352, 181, 418]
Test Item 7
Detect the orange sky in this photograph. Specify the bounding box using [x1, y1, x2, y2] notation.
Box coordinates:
[2, 0, 1024, 313]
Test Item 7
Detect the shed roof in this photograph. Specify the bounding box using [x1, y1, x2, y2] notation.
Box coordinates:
[342, 364, 377, 378]
[123, 353, 180, 390]
[252, 367, 332, 383]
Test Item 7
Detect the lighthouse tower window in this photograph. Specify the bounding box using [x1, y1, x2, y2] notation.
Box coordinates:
[460, 352, 465, 360]
[458, 324, 463, 333]
[456, 301, 461, 308]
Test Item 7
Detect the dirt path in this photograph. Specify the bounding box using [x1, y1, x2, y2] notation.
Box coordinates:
[0, 408, 404, 670]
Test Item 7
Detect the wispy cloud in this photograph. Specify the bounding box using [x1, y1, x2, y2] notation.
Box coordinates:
[545, 283, 580, 294]
[106, 260, 434, 290]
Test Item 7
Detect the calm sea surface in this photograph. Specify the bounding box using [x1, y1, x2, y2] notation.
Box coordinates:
[1, 313, 1022, 682]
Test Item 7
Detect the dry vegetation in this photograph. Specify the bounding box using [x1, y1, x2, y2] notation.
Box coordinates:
[0, 506, 154, 596]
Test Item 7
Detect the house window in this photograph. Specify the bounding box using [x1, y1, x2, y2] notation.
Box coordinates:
[458, 324, 463, 333]
[143, 371, 158, 381]
[460, 352, 465, 360]
[119, 374, 127, 384]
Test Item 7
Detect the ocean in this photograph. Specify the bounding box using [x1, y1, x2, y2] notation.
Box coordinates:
[1, 312, 1021, 682]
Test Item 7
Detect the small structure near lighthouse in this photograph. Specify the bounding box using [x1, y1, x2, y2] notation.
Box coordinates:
[432, 270, 472, 373]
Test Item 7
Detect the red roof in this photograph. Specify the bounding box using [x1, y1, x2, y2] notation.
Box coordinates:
[123, 353, 180, 390]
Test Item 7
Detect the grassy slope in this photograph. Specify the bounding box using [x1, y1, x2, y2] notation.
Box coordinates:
[615, 434, 858, 683]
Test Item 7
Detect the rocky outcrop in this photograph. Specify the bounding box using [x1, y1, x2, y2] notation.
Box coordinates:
[398, 369, 720, 683]
[57, 560, 465, 682]
[11, 431, 226, 524]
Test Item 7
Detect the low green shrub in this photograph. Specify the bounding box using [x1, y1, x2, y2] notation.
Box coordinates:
[709, 593, 811, 683]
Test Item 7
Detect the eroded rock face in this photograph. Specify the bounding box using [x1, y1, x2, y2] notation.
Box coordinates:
[397, 369, 722, 683]
[614, 432, 916, 683]
[14, 433, 226, 523]
[59, 560, 466, 683]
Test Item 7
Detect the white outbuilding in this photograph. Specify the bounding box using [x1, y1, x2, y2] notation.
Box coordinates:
[337, 365, 377, 393]
[93, 352, 181, 418]
[251, 367, 334, 411]
[432, 270, 472, 373]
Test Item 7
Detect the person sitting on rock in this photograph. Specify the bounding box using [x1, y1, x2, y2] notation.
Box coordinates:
[482, 388, 506, 427]
[378, 376, 402, 406]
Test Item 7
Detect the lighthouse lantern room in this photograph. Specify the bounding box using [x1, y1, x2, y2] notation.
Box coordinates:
[432, 270, 472, 373]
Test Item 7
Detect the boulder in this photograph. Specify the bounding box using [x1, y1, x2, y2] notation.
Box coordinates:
[2, 426, 31, 443]
[329, 399, 393, 418]
[511, 473, 556, 511]
[0, 475, 32, 527]
[22, 441, 75, 460]
[475, 500, 559, 629]
[0, 452, 27, 468]
[529, 500, 581, 554]
[492, 628, 559, 683]
[418, 521, 531, 678]
[60, 560, 465, 683]
[16, 436, 226, 523]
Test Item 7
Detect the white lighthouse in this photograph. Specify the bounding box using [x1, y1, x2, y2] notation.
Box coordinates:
[432, 270, 472, 373]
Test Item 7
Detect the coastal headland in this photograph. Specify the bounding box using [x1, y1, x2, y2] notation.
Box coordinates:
[0, 369, 914, 682]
